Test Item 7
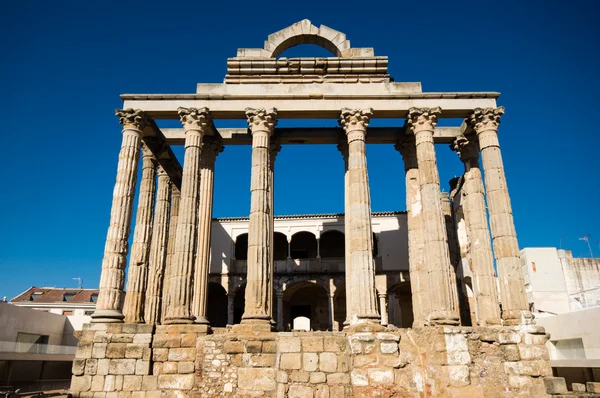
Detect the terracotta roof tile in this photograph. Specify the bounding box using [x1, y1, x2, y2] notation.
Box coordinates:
[10, 287, 99, 303]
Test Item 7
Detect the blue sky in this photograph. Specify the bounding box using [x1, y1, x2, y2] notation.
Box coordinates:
[1, 0, 598, 300]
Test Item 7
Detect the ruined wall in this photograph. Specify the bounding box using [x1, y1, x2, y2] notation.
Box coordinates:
[69, 324, 564, 397]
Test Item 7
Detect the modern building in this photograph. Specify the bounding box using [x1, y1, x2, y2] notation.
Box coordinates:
[521, 247, 600, 387]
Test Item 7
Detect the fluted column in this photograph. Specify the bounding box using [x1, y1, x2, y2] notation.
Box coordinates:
[339, 108, 380, 324]
[395, 136, 428, 327]
[469, 107, 531, 325]
[337, 140, 355, 325]
[192, 137, 223, 324]
[161, 187, 180, 324]
[406, 107, 459, 325]
[123, 144, 157, 323]
[164, 107, 211, 324]
[92, 109, 147, 323]
[144, 166, 171, 325]
[267, 139, 281, 324]
[241, 108, 277, 327]
[440, 192, 461, 321]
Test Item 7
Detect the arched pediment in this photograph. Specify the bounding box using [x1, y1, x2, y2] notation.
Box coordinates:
[236, 19, 374, 58]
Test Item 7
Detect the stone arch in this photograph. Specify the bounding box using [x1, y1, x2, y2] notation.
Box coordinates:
[273, 231, 288, 261]
[282, 280, 329, 331]
[234, 233, 248, 260]
[320, 230, 345, 258]
[290, 231, 317, 259]
[235, 19, 374, 58]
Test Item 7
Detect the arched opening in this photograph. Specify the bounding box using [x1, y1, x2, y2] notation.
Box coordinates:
[290, 232, 317, 259]
[333, 285, 347, 331]
[387, 283, 413, 328]
[372, 232, 379, 257]
[233, 284, 245, 324]
[234, 233, 248, 260]
[283, 281, 329, 331]
[274, 232, 288, 261]
[320, 230, 345, 258]
[206, 283, 227, 327]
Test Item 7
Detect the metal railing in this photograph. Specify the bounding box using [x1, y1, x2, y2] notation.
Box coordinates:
[0, 341, 76, 355]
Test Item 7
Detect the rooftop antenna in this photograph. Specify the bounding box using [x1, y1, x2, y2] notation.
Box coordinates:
[579, 234, 594, 258]
[73, 277, 83, 289]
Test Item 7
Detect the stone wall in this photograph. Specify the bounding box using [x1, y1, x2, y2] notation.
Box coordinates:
[70, 324, 570, 397]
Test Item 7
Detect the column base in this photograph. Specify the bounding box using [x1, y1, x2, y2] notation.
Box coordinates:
[90, 309, 124, 323]
[502, 309, 534, 326]
[194, 315, 211, 325]
[163, 316, 196, 325]
[427, 311, 460, 326]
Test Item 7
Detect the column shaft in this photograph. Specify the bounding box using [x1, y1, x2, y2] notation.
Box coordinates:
[192, 137, 223, 324]
[440, 192, 461, 321]
[161, 187, 180, 324]
[164, 107, 210, 324]
[337, 141, 355, 325]
[92, 109, 147, 323]
[407, 107, 459, 325]
[470, 107, 531, 325]
[276, 293, 284, 331]
[242, 108, 277, 327]
[123, 145, 157, 323]
[379, 294, 388, 326]
[339, 108, 379, 324]
[144, 167, 171, 325]
[267, 140, 281, 324]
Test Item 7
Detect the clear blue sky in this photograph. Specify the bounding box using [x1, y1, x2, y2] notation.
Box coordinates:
[1, 0, 598, 300]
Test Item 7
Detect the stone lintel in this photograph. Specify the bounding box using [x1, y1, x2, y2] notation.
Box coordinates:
[160, 126, 461, 145]
[141, 120, 184, 190]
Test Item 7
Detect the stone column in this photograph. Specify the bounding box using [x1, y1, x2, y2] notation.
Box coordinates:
[339, 108, 380, 325]
[378, 293, 388, 326]
[452, 136, 502, 326]
[164, 107, 211, 325]
[144, 166, 171, 325]
[440, 192, 461, 321]
[406, 107, 459, 325]
[276, 292, 284, 331]
[267, 139, 281, 324]
[241, 108, 277, 328]
[161, 187, 180, 324]
[328, 293, 335, 331]
[192, 137, 224, 324]
[227, 293, 235, 326]
[123, 144, 157, 324]
[468, 107, 532, 325]
[395, 136, 428, 327]
[337, 140, 355, 325]
[92, 109, 147, 323]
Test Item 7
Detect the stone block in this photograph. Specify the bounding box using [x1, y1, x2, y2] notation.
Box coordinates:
[350, 342, 362, 354]
[337, 354, 350, 372]
[508, 375, 532, 389]
[315, 385, 329, 398]
[522, 333, 549, 345]
[330, 385, 346, 397]
[498, 333, 521, 345]
[279, 337, 301, 352]
[246, 340, 262, 353]
[376, 333, 400, 342]
[73, 359, 86, 376]
[122, 376, 142, 391]
[178, 361, 195, 374]
[97, 359, 110, 376]
[131, 393, 144, 398]
[572, 383, 586, 392]
[246, 353, 276, 367]
[106, 343, 126, 359]
[108, 359, 136, 375]
[162, 362, 178, 374]
[145, 392, 160, 398]
[152, 363, 163, 375]
[168, 348, 195, 361]
[327, 372, 349, 385]
[94, 332, 111, 343]
[93, 343, 108, 359]
[367, 369, 394, 385]
[288, 384, 314, 398]
[303, 353, 319, 372]
[91, 375, 105, 392]
[103, 375, 116, 392]
[224, 341, 244, 354]
[142, 376, 158, 391]
[158, 374, 195, 390]
[446, 365, 470, 387]
[323, 337, 346, 352]
[237, 368, 276, 391]
[152, 348, 168, 362]
[353, 355, 376, 367]
[381, 355, 405, 368]
[86, 359, 99, 375]
[543, 377, 567, 394]
[518, 345, 549, 360]
[135, 360, 150, 375]
[114, 375, 123, 391]
[116, 392, 130, 398]
[319, 352, 337, 372]
[72, 375, 92, 392]
[152, 334, 180, 348]
[501, 345, 520, 361]
[125, 344, 145, 359]
[280, 353, 302, 370]
[263, 340, 278, 353]
[310, 372, 327, 384]
[290, 370, 310, 383]
[276, 370, 289, 384]
[350, 369, 368, 386]
[277, 383, 286, 398]
[380, 342, 398, 354]
[111, 334, 134, 343]
[77, 343, 93, 359]
[180, 333, 197, 348]
[587, 382, 600, 393]
[302, 336, 324, 352]
[447, 350, 471, 365]
[132, 334, 152, 344]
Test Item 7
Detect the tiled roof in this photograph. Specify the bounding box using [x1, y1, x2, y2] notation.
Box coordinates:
[10, 287, 99, 304]
[214, 211, 405, 222]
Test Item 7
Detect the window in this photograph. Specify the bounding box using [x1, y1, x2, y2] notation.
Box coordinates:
[63, 292, 76, 301]
[90, 294, 98, 303]
[30, 291, 43, 301]
[63, 310, 73, 316]
[16, 333, 49, 353]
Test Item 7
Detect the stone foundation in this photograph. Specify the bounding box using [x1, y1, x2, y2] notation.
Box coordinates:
[70, 324, 580, 397]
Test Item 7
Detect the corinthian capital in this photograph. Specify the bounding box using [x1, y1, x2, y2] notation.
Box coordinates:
[468, 106, 505, 132]
[245, 108, 278, 134]
[451, 135, 479, 163]
[406, 107, 441, 134]
[200, 136, 224, 167]
[178, 107, 212, 133]
[116, 108, 148, 131]
[339, 108, 373, 133]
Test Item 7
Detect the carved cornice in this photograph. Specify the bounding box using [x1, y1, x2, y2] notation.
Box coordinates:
[468, 106, 504, 132]
[245, 108, 278, 134]
[406, 107, 441, 134]
[339, 108, 373, 132]
[451, 135, 479, 163]
[116, 108, 148, 130]
[177, 107, 212, 132]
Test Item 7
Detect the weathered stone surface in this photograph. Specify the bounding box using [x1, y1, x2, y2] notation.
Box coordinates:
[310, 372, 327, 384]
[280, 353, 302, 370]
[73, 359, 86, 376]
[572, 382, 586, 392]
[290, 371, 310, 383]
[543, 377, 567, 394]
[108, 359, 136, 375]
[279, 337, 301, 353]
[587, 382, 600, 393]
[367, 369, 394, 385]
[158, 374, 195, 390]
[319, 352, 337, 372]
[327, 373, 350, 385]
[303, 353, 319, 372]
[380, 342, 398, 354]
[122, 375, 142, 391]
[237, 368, 276, 391]
[168, 348, 195, 361]
[350, 369, 368, 386]
[288, 384, 314, 398]
[302, 337, 324, 352]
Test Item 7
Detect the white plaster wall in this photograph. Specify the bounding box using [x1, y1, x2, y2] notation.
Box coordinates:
[0, 302, 68, 346]
[520, 248, 570, 314]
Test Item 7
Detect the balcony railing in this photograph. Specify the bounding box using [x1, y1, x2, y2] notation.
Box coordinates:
[0, 341, 77, 355]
